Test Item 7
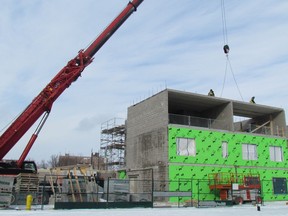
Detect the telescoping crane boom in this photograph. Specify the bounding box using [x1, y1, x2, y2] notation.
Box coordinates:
[0, 0, 144, 170]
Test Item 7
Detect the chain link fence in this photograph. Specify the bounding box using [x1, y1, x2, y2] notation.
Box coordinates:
[8, 176, 288, 209]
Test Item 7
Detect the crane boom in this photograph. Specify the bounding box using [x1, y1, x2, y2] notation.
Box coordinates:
[0, 0, 144, 166]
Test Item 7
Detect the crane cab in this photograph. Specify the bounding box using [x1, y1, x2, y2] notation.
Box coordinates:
[0, 160, 37, 175]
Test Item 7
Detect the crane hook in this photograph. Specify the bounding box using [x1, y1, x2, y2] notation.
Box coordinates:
[223, 44, 230, 54]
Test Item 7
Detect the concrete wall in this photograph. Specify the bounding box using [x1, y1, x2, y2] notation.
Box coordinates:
[202, 102, 233, 131]
[126, 91, 169, 181]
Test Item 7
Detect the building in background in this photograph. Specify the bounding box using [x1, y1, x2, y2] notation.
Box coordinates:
[58, 153, 105, 170]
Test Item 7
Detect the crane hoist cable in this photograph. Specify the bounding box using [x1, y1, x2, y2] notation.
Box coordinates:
[220, 0, 244, 101]
[223, 56, 244, 101]
[221, 0, 229, 46]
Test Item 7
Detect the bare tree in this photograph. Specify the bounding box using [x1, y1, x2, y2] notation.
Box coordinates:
[48, 154, 59, 168]
[37, 159, 48, 169]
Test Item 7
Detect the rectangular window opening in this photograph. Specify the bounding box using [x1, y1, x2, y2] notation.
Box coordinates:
[222, 141, 228, 158]
[242, 143, 258, 160]
[176, 137, 196, 156]
[270, 146, 283, 162]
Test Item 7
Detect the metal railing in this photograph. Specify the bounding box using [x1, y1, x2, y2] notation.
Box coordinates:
[248, 124, 286, 137]
[169, 114, 230, 131]
[169, 113, 286, 137]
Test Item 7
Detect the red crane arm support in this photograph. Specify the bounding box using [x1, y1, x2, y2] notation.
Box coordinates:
[0, 0, 144, 161]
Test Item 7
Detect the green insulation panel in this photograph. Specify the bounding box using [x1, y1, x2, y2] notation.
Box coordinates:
[168, 126, 288, 201]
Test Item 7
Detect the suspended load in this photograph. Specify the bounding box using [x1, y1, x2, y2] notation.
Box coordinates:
[223, 44, 230, 54]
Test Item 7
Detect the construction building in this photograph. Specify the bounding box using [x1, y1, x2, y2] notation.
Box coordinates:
[125, 88, 288, 202]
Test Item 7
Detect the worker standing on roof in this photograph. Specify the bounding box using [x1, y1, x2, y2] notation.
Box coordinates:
[208, 89, 215, 96]
[250, 96, 256, 104]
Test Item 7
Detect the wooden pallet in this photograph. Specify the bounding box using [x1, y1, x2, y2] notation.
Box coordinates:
[15, 173, 39, 193]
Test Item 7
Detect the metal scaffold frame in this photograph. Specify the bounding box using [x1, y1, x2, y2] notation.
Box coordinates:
[100, 118, 125, 170]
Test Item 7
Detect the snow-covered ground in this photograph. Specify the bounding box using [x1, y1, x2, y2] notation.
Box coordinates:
[1, 203, 287, 216]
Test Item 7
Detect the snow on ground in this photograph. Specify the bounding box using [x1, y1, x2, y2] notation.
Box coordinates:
[0, 203, 287, 216]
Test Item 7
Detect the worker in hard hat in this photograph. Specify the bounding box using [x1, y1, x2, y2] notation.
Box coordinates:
[250, 96, 256, 104]
[208, 89, 215, 96]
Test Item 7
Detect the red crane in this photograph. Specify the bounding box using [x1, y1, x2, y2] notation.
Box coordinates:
[0, 0, 144, 170]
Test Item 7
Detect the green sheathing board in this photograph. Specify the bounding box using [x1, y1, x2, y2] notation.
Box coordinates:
[118, 170, 126, 179]
[168, 126, 288, 201]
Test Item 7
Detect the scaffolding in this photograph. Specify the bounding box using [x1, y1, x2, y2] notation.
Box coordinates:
[100, 118, 125, 171]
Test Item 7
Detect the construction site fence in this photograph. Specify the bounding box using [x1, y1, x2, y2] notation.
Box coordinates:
[10, 191, 46, 207]
[192, 178, 288, 207]
[9, 177, 287, 209]
[36, 177, 194, 209]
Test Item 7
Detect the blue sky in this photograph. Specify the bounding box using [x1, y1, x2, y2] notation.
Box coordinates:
[0, 0, 288, 163]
